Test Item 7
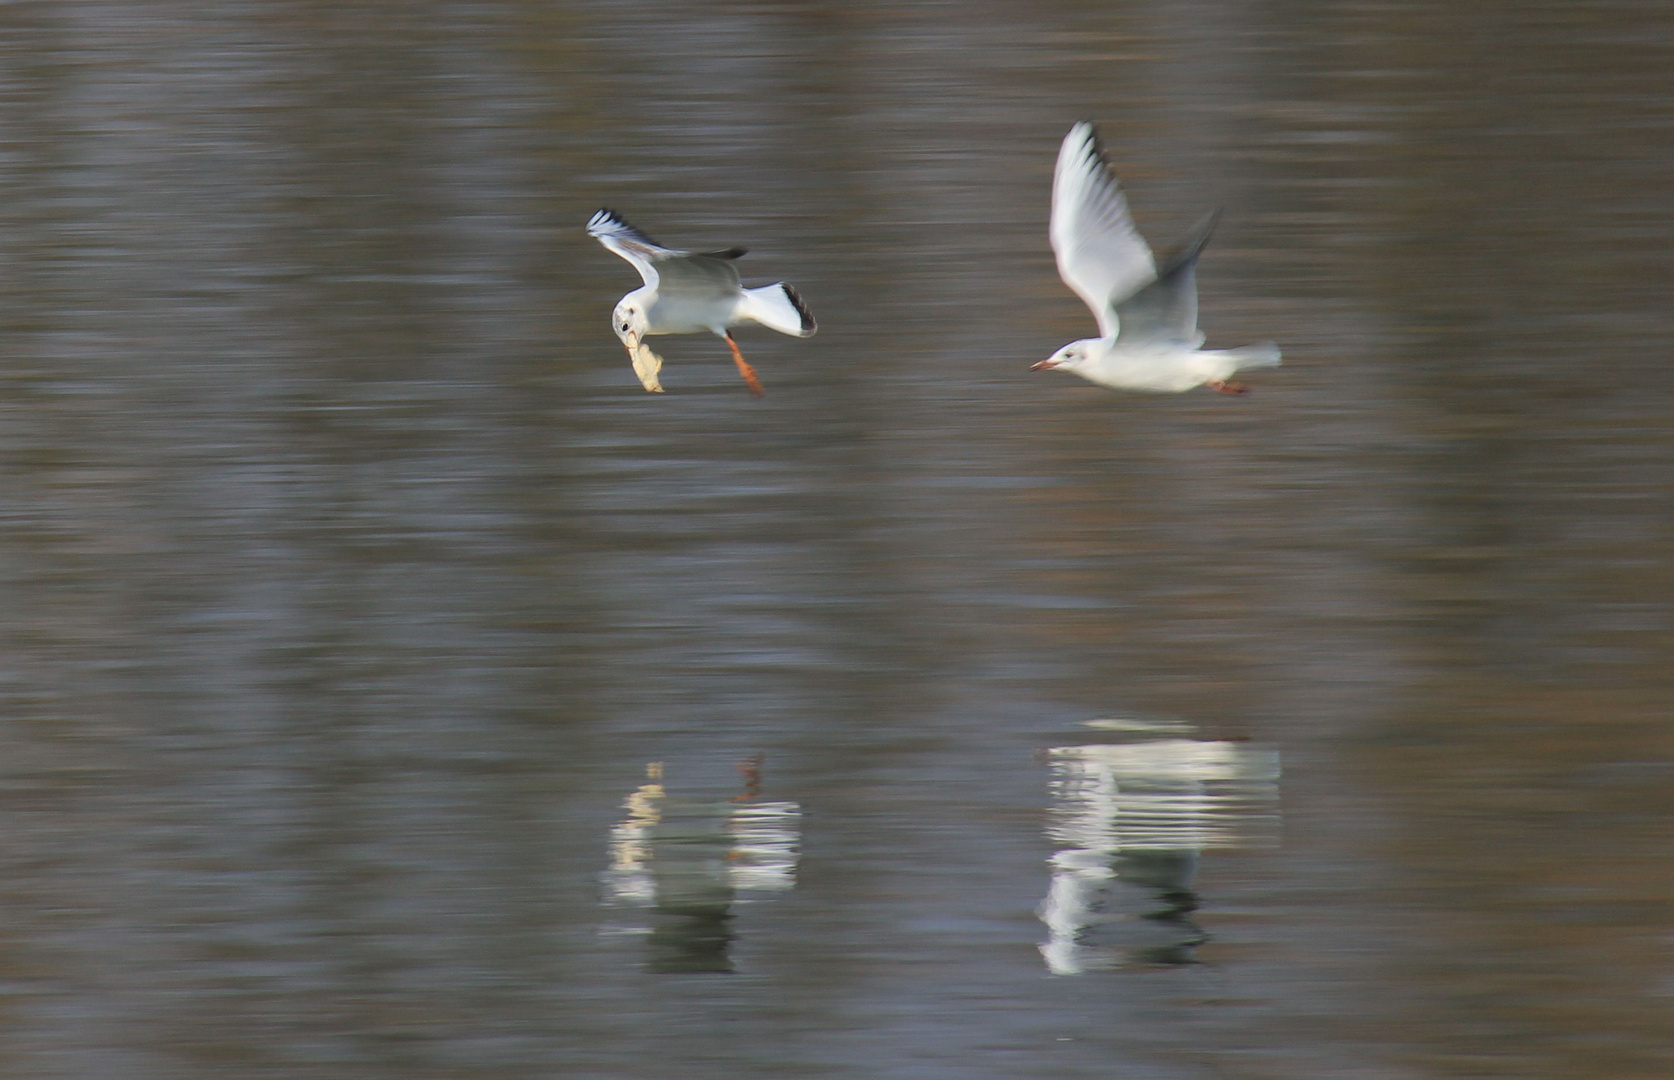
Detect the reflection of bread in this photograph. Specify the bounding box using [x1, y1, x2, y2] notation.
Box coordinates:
[631, 342, 664, 392]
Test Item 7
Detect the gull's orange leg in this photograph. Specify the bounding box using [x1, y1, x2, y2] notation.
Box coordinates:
[724, 333, 764, 397]
[1207, 379, 1247, 396]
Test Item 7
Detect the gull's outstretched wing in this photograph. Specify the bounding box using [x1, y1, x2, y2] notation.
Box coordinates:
[588, 208, 677, 288]
[1050, 122, 1156, 338]
[587, 208, 745, 297]
[1112, 210, 1217, 348]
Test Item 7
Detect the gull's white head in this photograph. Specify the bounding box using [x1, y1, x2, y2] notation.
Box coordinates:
[1032, 339, 1098, 375]
[611, 299, 649, 350]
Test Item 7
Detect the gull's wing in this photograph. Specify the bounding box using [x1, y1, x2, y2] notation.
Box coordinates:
[1112, 210, 1217, 348]
[588, 208, 675, 288]
[1051, 122, 1156, 338]
[588, 208, 747, 295]
[655, 249, 746, 300]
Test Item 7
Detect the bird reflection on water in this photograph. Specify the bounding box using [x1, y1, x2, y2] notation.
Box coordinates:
[1038, 720, 1279, 974]
[601, 758, 800, 974]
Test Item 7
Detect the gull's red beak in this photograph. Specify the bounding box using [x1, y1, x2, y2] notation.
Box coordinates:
[1030, 358, 1059, 371]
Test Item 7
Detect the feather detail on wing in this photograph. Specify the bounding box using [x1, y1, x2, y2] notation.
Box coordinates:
[1050, 122, 1156, 338]
[588, 208, 685, 287]
[588, 209, 748, 294]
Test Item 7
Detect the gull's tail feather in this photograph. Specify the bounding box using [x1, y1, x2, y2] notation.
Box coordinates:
[740, 283, 817, 338]
[1224, 342, 1282, 371]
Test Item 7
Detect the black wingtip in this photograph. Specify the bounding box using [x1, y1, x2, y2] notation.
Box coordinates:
[1067, 121, 1129, 201]
[587, 207, 661, 247]
[782, 283, 816, 336]
[1072, 120, 1106, 158]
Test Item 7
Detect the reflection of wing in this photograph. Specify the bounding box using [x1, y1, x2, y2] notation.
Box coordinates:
[1113, 210, 1217, 348]
[1038, 735, 1279, 975]
[726, 802, 801, 895]
[588, 208, 747, 295]
[1051, 122, 1156, 338]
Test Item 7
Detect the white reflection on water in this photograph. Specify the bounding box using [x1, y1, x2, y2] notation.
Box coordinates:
[1039, 723, 1279, 974]
[602, 760, 801, 973]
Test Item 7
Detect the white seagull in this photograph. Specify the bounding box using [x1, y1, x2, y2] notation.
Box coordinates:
[1032, 122, 1279, 394]
[587, 209, 816, 395]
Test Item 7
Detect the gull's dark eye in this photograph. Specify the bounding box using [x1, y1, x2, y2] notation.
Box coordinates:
[620, 322, 630, 332]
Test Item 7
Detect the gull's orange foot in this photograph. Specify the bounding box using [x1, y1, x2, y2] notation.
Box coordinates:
[725, 334, 765, 397]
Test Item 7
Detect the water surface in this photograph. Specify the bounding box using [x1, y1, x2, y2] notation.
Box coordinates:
[1, 1, 1672, 1077]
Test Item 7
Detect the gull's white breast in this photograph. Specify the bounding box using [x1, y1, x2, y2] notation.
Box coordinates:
[1085, 345, 1237, 394]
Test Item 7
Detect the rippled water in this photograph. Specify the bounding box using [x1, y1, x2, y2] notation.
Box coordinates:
[2, 2, 1672, 1077]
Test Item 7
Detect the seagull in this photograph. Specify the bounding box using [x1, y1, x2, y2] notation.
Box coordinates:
[1032, 122, 1279, 394]
[587, 209, 816, 395]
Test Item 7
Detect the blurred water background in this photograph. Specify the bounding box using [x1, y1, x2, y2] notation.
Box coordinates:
[1, 1, 1672, 1077]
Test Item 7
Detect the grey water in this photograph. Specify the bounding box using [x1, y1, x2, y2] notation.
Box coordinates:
[2, 2, 1672, 1078]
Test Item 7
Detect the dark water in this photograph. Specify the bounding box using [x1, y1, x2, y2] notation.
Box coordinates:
[2, 2, 1672, 1077]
